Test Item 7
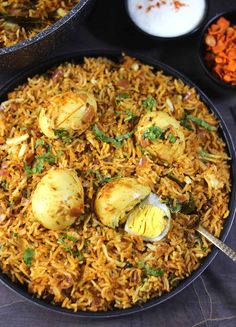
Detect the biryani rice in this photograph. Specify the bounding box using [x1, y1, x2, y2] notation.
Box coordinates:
[0, 0, 81, 48]
[0, 55, 231, 312]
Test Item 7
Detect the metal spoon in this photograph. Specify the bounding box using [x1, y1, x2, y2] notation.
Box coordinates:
[196, 225, 236, 263]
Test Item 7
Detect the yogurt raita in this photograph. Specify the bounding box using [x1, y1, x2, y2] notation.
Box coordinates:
[127, 0, 206, 37]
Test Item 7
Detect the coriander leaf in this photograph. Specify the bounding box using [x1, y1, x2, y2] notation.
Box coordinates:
[138, 262, 165, 277]
[169, 133, 176, 143]
[24, 162, 33, 176]
[124, 110, 138, 122]
[93, 125, 121, 147]
[24, 148, 63, 176]
[35, 138, 45, 148]
[13, 232, 18, 238]
[142, 126, 163, 141]
[65, 234, 78, 242]
[23, 248, 35, 267]
[162, 198, 182, 213]
[115, 132, 133, 142]
[116, 93, 129, 99]
[93, 125, 133, 148]
[198, 149, 210, 159]
[0, 180, 8, 190]
[142, 95, 156, 112]
[170, 203, 182, 213]
[181, 195, 196, 214]
[167, 174, 185, 188]
[187, 115, 217, 131]
[180, 118, 193, 130]
[58, 233, 77, 244]
[88, 169, 121, 185]
[53, 129, 72, 144]
[144, 266, 165, 277]
[103, 175, 122, 183]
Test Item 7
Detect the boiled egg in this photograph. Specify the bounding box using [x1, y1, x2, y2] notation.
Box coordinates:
[135, 111, 185, 163]
[39, 90, 97, 139]
[94, 177, 151, 228]
[32, 168, 84, 230]
[125, 193, 171, 241]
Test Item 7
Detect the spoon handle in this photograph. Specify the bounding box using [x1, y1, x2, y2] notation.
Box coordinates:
[197, 225, 236, 263]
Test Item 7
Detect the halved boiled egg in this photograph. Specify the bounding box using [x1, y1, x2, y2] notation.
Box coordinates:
[39, 90, 97, 139]
[32, 168, 84, 230]
[135, 111, 185, 163]
[94, 177, 151, 228]
[125, 193, 171, 241]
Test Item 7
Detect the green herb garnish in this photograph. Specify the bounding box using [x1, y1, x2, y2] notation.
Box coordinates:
[142, 95, 156, 112]
[93, 125, 133, 148]
[169, 133, 176, 143]
[53, 129, 73, 144]
[187, 115, 217, 131]
[35, 138, 45, 148]
[115, 132, 133, 142]
[24, 141, 63, 176]
[170, 203, 182, 213]
[142, 126, 163, 141]
[167, 174, 185, 188]
[198, 149, 210, 159]
[88, 169, 121, 185]
[58, 233, 78, 245]
[124, 110, 138, 122]
[181, 195, 196, 214]
[57, 234, 83, 260]
[138, 261, 164, 277]
[23, 248, 35, 267]
[180, 118, 193, 130]
[13, 232, 18, 238]
[0, 180, 8, 190]
[116, 93, 130, 99]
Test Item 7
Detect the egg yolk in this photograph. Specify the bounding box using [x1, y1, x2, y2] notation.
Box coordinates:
[126, 204, 168, 238]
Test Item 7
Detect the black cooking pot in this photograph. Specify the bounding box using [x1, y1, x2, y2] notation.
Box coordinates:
[0, 0, 95, 71]
[0, 50, 235, 318]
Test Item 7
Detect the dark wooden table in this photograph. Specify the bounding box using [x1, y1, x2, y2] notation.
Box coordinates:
[0, 0, 236, 326]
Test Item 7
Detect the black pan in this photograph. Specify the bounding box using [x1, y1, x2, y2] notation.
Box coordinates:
[0, 50, 235, 318]
[0, 0, 95, 71]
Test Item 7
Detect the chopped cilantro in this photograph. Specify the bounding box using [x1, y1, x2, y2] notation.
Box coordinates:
[169, 133, 176, 143]
[13, 232, 18, 238]
[93, 125, 133, 148]
[23, 248, 35, 267]
[186, 115, 217, 131]
[115, 132, 133, 142]
[124, 110, 138, 122]
[24, 142, 63, 176]
[88, 169, 121, 185]
[142, 95, 156, 112]
[198, 149, 209, 159]
[58, 233, 78, 245]
[57, 234, 83, 260]
[138, 261, 164, 277]
[0, 180, 8, 190]
[180, 118, 193, 130]
[116, 93, 129, 99]
[53, 129, 73, 144]
[170, 203, 182, 213]
[35, 138, 45, 148]
[142, 126, 163, 141]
